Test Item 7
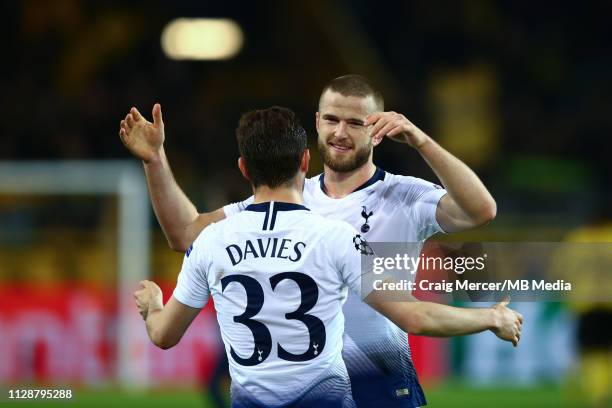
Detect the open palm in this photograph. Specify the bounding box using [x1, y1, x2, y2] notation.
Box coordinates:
[119, 103, 165, 163]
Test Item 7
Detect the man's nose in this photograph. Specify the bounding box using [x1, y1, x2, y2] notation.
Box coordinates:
[334, 121, 348, 138]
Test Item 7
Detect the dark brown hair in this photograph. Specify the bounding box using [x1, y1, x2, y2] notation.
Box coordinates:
[236, 106, 307, 188]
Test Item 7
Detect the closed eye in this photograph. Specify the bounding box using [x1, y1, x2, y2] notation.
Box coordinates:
[322, 115, 364, 127]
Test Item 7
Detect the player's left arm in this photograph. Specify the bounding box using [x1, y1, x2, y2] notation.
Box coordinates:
[366, 112, 496, 233]
[134, 280, 201, 349]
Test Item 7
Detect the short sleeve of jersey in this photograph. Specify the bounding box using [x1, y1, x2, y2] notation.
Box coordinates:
[395, 176, 447, 240]
[172, 228, 213, 308]
[223, 196, 255, 217]
[332, 222, 375, 298]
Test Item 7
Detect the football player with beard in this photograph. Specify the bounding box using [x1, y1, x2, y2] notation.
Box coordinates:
[121, 75, 515, 408]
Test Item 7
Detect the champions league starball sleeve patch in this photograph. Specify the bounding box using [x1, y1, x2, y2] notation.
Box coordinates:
[352, 234, 374, 256]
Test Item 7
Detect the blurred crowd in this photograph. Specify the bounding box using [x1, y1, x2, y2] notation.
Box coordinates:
[0, 0, 609, 226]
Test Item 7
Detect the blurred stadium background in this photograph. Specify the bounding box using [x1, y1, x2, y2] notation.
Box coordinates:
[0, 1, 610, 407]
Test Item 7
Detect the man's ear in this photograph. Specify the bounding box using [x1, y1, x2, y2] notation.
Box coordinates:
[315, 112, 320, 134]
[300, 149, 310, 173]
[238, 157, 250, 181]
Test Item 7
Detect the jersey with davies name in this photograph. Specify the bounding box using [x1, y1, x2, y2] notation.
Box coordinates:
[174, 201, 370, 407]
[224, 170, 447, 408]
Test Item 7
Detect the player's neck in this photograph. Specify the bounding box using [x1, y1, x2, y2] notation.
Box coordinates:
[252, 185, 304, 205]
[323, 161, 377, 199]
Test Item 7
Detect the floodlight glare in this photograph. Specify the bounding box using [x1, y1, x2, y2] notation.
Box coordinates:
[161, 18, 243, 60]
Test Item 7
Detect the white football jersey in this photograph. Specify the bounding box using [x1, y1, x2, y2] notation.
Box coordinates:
[224, 169, 447, 407]
[174, 201, 370, 407]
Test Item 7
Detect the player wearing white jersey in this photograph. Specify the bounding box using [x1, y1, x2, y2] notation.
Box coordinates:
[132, 107, 522, 407]
[133, 107, 364, 406]
[123, 76, 522, 408]
[176, 201, 365, 407]
[223, 170, 446, 405]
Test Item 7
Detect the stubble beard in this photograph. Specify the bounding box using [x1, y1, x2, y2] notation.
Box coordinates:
[317, 137, 372, 173]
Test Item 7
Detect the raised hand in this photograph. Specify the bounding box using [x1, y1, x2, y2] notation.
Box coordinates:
[133, 280, 164, 320]
[491, 295, 523, 347]
[119, 103, 165, 163]
[365, 111, 429, 149]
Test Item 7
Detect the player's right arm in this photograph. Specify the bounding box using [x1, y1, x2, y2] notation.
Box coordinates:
[119, 104, 224, 251]
[337, 225, 523, 346]
[366, 291, 523, 346]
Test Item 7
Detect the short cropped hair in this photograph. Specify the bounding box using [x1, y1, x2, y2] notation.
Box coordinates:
[319, 74, 384, 111]
[236, 106, 307, 188]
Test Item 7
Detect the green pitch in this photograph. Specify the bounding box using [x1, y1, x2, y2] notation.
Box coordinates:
[8, 383, 575, 408]
[425, 382, 574, 408]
